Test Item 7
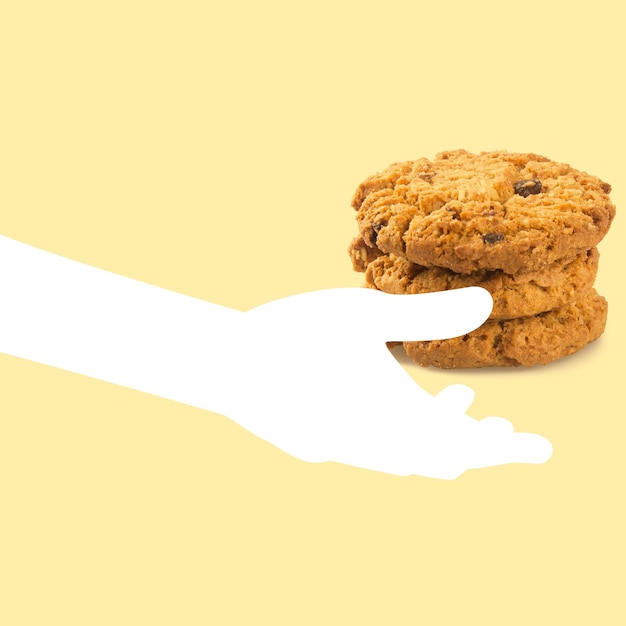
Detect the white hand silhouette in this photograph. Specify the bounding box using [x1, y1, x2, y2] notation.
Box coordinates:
[0, 235, 552, 478]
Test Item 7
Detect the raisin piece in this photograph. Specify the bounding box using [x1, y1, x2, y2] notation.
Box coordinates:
[482, 233, 505, 244]
[371, 221, 386, 245]
[514, 179, 542, 197]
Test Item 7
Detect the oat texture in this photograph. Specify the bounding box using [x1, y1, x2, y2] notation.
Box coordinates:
[403, 289, 608, 368]
[353, 150, 615, 274]
[350, 236, 600, 320]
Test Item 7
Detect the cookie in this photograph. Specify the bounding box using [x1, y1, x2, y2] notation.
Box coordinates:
[349, 235, 383, 272]
[350, 236, 600, 320]
[402, 289, 607, 368]
[352, 150, 615, 274]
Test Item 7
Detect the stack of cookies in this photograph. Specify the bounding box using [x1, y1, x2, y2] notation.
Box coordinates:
[348, 150, 616, 367]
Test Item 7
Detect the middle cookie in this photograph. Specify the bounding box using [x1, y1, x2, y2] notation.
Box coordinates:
[349, 236, 599, 320]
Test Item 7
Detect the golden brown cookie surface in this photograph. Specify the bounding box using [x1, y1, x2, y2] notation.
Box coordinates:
[353, 150, 615, 274]
[403, 289, 607, 368]
[350, 236, 600, 320]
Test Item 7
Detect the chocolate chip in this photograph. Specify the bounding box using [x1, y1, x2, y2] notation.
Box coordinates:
[514, 179, 542, 197]
[482, 233, 505, 244]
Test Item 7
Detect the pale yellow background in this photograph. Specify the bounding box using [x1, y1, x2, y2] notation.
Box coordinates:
[1, 1, 624, 624]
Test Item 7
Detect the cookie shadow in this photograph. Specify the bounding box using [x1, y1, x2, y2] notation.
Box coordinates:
[389, 336, 607, 380]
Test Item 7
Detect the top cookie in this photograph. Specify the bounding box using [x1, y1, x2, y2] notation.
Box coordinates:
[352, 150, 615, 274]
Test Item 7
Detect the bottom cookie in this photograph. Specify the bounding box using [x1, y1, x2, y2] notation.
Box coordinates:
[403, 289, 607, 368]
